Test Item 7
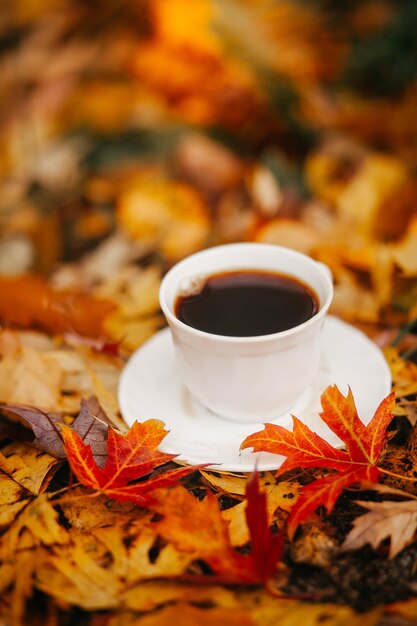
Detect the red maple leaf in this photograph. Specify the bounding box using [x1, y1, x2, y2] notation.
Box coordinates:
[241, 385, 395, 538]
[62, 419, 199, 505]
[149, 476, 284, 584]
[245, 471, 285, 580]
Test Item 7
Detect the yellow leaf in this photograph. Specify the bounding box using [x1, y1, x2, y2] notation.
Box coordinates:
[152, 0, 220, 55]
[386, 598, 417, 619]
[0, 347, 61, 411]
[241, 591, 381, 626]
[200, 470, 248, 496]
[86, 366, 126, 431]
[0, 442, 60, 494]
[222, 481, 300, 547]
[117, 178, 210, 263]
[0, 471, 27, 527]
[391, 217, 417, 276]
[128, 603, 253, 626]
[337, 154, 408, 238]
[123, 582, 240, 613]
[91, 525, 193, 582]
[254, 218, 320, 256]
[10, 551, 37, 626]
[58, 485, 138, 531]
[1, 495, 68, 560]
[36, 544, 122, 611]
[95, 266, 161, 318]
[0, 561, 14, 595]
[384, 347, 417, 397]
[104, 312, 162, 353]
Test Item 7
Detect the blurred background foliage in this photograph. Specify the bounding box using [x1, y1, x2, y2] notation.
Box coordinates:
[0, 0, 416, 337]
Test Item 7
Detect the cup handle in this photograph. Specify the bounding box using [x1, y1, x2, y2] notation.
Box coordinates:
[315, 261, 333, 283]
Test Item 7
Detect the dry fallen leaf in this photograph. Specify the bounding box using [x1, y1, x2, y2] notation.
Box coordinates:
[0, 471, 27, 528]
[0, 347, 62, 411]
[125, 602, 254, 626]
[0, 275, 115, 337]
[0, 396, 109, 464]
[343, 497, 417, 558]
[241, 591, 381, 626]
[62, 420, 199, 505]
[0, 494, 68, 561]
[150, 485, 258, 583]
[384, 347, 417, 398]
[0, 442, 60, 495]
[391, 216, 417, 276]
[253, 217, 320, 255]
[222, 479, 300, 546]
[242, 385, 395, 537]
[117, 176, 210, 263]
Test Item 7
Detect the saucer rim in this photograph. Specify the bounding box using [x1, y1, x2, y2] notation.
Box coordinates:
[118, 316, 392, 473]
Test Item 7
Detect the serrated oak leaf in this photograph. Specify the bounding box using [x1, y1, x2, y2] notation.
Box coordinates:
[245, 471, 284, 581]
[287, 466, 379, 540]
[62, 420, 197, 505]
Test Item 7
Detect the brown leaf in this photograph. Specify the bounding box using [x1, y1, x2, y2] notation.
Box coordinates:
[343, 499, 417, 558]
[71, 397, 110, 467]
[1, 397, 109, 466]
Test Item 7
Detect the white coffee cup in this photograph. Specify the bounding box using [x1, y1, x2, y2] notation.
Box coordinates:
[159, 243, 333, 423]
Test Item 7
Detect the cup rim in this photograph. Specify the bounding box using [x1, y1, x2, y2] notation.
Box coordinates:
[159, 243, 333, 345]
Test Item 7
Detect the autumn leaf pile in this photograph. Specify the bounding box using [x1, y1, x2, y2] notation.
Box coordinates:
[1, 0, 417, 625]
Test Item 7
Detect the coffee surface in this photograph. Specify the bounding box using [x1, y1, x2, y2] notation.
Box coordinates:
[175, 270, 319, 337]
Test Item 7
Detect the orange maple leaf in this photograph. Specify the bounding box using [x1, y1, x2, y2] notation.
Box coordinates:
[241, 385, 395, 538]
[150, 484, 260, 584]
[149, 472, 284, 584]
[0, 275, 115, 338]
[62, 420, 198, 505]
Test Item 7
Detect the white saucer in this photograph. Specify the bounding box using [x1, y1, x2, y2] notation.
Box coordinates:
[118, 316, 392, 472]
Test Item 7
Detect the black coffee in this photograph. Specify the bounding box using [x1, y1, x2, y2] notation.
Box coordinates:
[175, 270, 319, 337]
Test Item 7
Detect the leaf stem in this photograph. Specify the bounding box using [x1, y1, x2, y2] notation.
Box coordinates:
[378, 467, 417, 482]
[50, 490, 102, 506]
[47, 483, 82, 497]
